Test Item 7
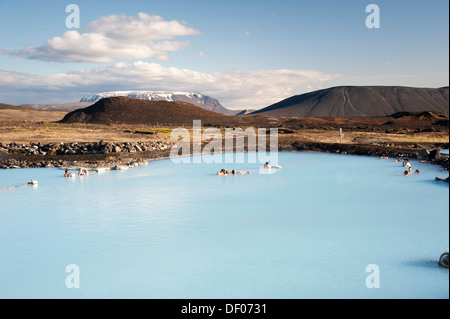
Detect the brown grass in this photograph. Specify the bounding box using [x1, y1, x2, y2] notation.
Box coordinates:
[0, 122, 448, 145]
[0, 122, 173, 144]
[0, 109, 67, 122]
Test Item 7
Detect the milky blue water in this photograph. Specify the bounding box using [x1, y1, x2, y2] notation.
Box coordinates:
[0, 152, 448, 299]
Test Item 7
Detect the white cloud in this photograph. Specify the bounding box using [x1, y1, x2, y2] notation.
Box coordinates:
[198, 51, 206, 57]
[0, 62, 340, 108]
[0, 13, 199, 62]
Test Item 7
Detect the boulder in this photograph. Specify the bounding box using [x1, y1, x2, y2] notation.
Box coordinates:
[418, 149, 430, 160]
[129, 162, 139, 168]
[439, 252, 449, 268]
[435, 177, 450, 183]
[429, 149, 441, 160]
[112, 165, 129, 170]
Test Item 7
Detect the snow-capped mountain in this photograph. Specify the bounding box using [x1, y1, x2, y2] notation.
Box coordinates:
[80, 91, 237, 115]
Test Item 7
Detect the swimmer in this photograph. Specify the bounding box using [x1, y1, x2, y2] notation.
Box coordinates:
[381, 156, 389, 160]
[394, 158, 401, 163]
[217, 169, 229, 176]
[64, 170, 74, 177]
[217, 169, 225, 176]
[415, 169, 420, 174]
[404, 170, 410, 176]
[84, 169, 89, 176]
[264, 162, 270, 168]
[78, 168, 85, 176]
[403, 159, 411, 169]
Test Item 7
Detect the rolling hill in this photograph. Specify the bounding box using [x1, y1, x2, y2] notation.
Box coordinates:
[0, 103, 35, 111]
[24, 102, 94, 112]
[251, 86, 449, 117]
[0, 103, 67, 122]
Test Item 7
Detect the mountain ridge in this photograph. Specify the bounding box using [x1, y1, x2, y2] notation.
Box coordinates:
[251, 86, 449, 117]
[60, 96, 245, 125]
[80, 91, 238, 115]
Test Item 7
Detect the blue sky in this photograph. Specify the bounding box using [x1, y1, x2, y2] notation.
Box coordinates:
[0, 0, 448, 109]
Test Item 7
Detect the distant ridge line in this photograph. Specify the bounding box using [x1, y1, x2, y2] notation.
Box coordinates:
[251, 86, 449, 117]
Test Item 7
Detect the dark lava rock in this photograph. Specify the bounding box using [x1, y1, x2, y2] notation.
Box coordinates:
[439, 252, 449, 268]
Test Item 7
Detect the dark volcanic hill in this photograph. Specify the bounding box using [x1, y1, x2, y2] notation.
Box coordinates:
[60, 96, 244, 125]
[251, 86, 449, 117]
[80, 91, 239, 115]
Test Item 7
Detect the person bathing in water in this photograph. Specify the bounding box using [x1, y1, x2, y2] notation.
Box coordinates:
[217, 169, 250, 175]
[77, 168, 91, 176]
[404, 169, 419, 176]
[402, 159, 414, 174]
[217, 169, 227, 176]
[234, 170, 251, 175]
[403, 159, 411, 169]
[217, 169, 231, 176]
[64, 170, 74, 177]
[263, 161, 282, 169]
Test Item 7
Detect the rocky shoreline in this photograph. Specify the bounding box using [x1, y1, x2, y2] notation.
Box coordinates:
[0, 140, 449, 175]
[284, 141, 449, 170]
[0, 140, 172, 157]
[0, 141, 173, 169]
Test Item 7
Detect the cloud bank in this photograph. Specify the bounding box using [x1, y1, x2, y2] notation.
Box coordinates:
[0, 62, 340, 108]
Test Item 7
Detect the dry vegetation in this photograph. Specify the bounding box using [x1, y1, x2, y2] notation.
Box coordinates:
[278, 130, 449, 144]
[0, 122, 173, 144]
[0, 109, 67, 122]
[1, 121, 448, 146]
